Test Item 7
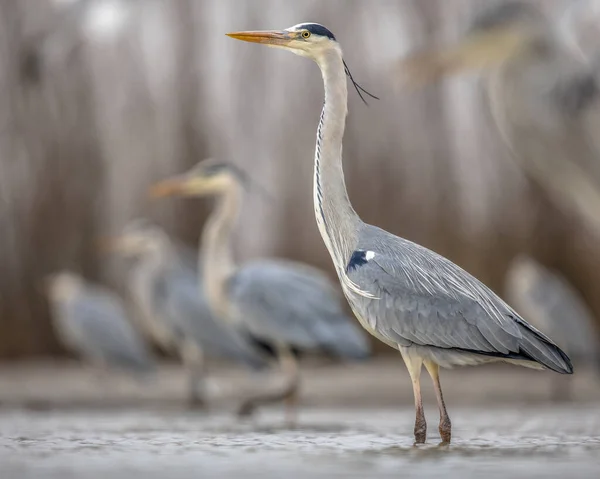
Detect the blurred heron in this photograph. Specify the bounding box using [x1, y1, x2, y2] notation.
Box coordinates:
[45, 270, 155, 377]
[150, 159, 371, 418]
[505, 255, 600, 400]
[107, 220, 269, 407]
[226, 22, 572, 444]
[399, 1, 600, 235]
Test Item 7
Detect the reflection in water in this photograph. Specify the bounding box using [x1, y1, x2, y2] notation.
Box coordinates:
[2, 407, 600, 478]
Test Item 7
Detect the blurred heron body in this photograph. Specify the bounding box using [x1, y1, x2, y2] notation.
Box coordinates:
[112, 221, 269, 405]
[46, 271, 155, 376]
[151, 160, 371, 418]
[226, 22, 572, 444]
[505, 256, 600, 366]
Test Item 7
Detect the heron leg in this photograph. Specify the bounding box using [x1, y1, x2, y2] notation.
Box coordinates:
[424, 360, 451, 445]
[280, 346, 300, 427]
[400, 349, 426, 444]
[180, 340, 208, 409]
[237, 343, 299, 424]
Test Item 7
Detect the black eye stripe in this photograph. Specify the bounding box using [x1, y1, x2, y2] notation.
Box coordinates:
[296, 23, 336, 41]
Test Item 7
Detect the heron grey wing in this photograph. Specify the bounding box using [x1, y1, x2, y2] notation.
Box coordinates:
[228, 260, 370, 358]
[345, 226, 572, 373]
[163, 272, 267, 369]
[63, 289, 155, 372]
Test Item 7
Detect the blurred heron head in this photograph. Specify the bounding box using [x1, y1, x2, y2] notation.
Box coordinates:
[506, 255, 542, 293]
[102, 219, 169, 257]
[226, 23, 339, 61]
[43, 270, 82, 301]
[399, 1, 548, 87]
[150, 159, 250, 199]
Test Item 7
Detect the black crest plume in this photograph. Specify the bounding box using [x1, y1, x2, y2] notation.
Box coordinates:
[343, 59, 379, 105]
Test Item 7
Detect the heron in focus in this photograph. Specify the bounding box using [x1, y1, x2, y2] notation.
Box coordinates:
[226, 22, 573, 444]
[45, 270, 155, 377]
[106, 220, 270, 407]
[398, 1, 600, 235]
[150, 159, 371, 419]
[505, 255, 600, 400]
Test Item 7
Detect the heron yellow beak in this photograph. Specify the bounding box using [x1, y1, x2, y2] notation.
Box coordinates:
[226, 30, 293, 46]
[149, 176, 215, 199]
[149, 177, 190, 198]
[398, 28, 527, 87]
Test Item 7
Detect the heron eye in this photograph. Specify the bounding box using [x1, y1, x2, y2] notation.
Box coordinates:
[301, 31, 311, 39]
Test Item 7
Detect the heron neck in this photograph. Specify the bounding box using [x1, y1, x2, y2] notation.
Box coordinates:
[314, 49, 361, 271]
[131, 240, 175, 322]
[200, 183, 239, 317]
[138, 240, 176, 277]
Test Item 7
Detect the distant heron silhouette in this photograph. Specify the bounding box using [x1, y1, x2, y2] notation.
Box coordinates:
[107, 220, 269, 407]
[45, 270, 155, 377]
[505, 255, 600, 401]
[399, 1, 600, 235]
[151, 159, 371, 420]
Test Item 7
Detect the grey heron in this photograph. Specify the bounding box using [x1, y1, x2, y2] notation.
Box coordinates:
[107, 220, 270, 407]
[45, 270, 155, 376]
[226, 22, 573, 445]
[399, 1, 600, 236]
[505, 255, 600, 400]
[150, 159, 371, 419]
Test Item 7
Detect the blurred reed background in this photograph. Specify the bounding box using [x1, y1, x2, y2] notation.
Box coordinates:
[0, 0, 599, 361]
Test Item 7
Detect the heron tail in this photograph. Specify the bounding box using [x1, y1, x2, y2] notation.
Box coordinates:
[515, 318, 574, 374]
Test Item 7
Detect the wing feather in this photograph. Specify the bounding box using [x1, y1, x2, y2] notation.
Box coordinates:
[345, 225, 572, 373]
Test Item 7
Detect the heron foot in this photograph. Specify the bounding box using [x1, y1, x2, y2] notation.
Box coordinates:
[414, 418, 427, 444]
[236, 401, 257, 418]
[439, 416, 451, 444]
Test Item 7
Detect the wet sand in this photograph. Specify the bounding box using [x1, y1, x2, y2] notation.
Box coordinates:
[1, 360, 599, 478]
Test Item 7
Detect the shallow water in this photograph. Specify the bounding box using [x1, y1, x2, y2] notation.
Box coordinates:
[1, 406, 600, 478]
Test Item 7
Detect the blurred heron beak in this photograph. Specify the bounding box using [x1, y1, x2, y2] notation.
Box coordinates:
[398, 28, 526, 88]
[226, 30, 293, 47]
[149, 176, 213, 198]
[149, 177, 189, 198]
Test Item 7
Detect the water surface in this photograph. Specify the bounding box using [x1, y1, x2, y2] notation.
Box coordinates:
[2, 406, 599, 478]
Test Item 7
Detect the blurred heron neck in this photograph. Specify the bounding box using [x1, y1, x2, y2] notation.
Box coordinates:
[314, 49, 361, 270]
[200, 182, 240, 316]
[139, 239, 176, 275]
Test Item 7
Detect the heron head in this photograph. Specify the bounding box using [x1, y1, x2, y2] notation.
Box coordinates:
[43, 271, 82, 300]
[149, 158, 246, 199]
[226, 23, 338, 60]
[226, 23, 378, 104]
[399, 1, 547, 87]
